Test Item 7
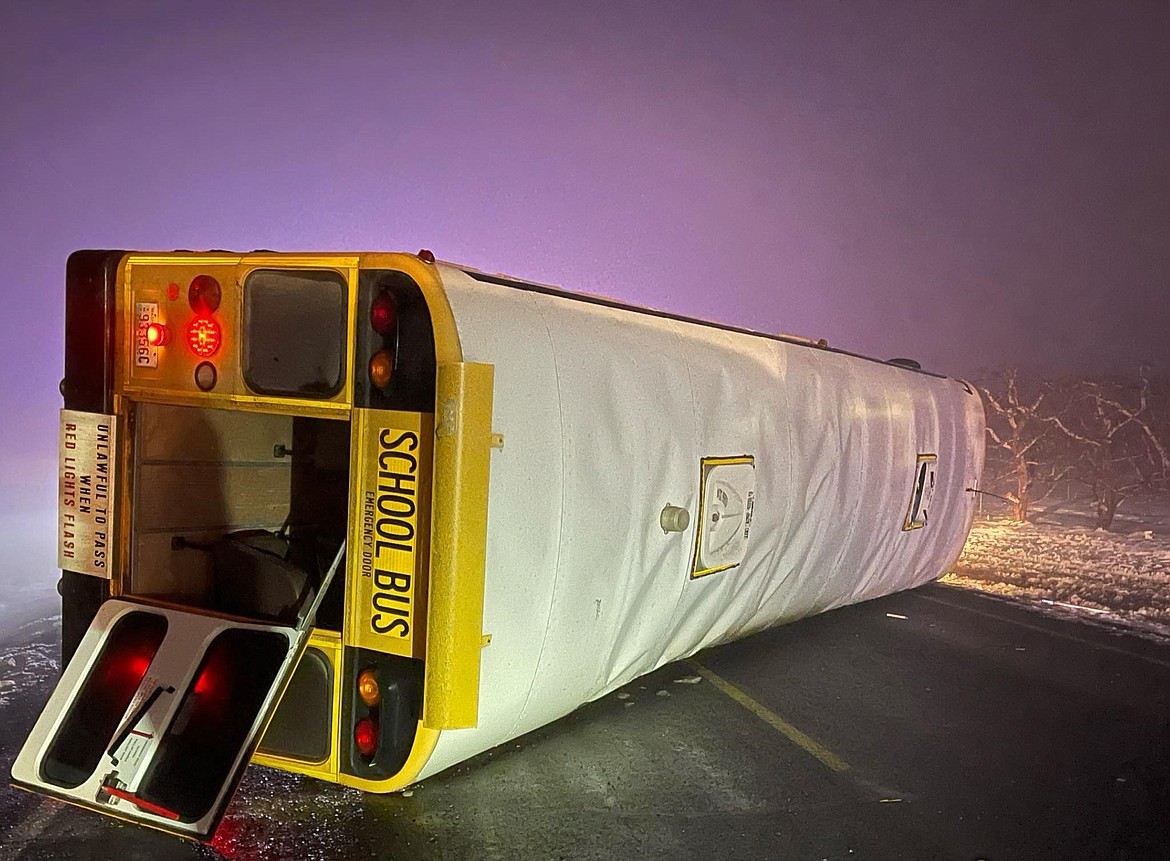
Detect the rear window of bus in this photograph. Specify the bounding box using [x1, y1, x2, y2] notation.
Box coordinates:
[243, 269, 347, 397]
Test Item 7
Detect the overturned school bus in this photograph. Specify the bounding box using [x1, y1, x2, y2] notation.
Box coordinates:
[13, 250, 985, 840]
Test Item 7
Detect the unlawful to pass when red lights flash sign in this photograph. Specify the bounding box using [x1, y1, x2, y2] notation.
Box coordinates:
[58, 410, 118, 578]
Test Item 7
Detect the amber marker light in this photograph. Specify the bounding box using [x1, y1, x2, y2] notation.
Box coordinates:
[145, 322, 170, 346]
[357, 669, 381, 707]
[187, 317, 221, 357]
[369, 350, 393, 389]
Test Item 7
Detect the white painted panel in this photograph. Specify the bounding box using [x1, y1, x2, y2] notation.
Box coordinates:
[422, 272, 565, 767]
[422, 265, 984, 777]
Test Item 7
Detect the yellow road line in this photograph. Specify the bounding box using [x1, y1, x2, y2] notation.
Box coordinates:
[691, 662, 851, 774]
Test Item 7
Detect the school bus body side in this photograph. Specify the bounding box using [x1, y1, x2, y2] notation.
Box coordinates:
[409, 263, 983, 781]
[30, 249, 982, 814]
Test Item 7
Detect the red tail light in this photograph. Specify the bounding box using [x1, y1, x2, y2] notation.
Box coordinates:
[187, 317, 221, 357]
[189, 275, 222, 314]
[354, 718, 378, 756]
[370, 291, 397, 335]
[146, 322, 170, 346]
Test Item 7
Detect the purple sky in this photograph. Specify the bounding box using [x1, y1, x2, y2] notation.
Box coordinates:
[2, 0, 1169, 511]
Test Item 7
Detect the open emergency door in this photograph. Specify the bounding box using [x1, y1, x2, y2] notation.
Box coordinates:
[11, 543, 345, 842]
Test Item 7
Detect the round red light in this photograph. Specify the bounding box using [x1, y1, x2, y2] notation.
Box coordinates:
[354, 718, 378, 757]
[189, 275, 222, 314]
[146, 322, 170, 346]
[187, 317, 221, 357]
[370, 291, 396, 335]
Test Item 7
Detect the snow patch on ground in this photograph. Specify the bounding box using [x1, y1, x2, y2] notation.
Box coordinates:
[0, 617, 59, 708]
[946, 495, 1170, 640]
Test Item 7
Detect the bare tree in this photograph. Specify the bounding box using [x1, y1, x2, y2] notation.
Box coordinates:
[979, 369, 1072, 522]
[1049, 367, 1170, 530]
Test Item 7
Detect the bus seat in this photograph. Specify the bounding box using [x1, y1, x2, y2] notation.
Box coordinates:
[210, 531, 314, 624]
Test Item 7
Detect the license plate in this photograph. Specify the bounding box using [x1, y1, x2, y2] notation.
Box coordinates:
[134, 302, 159, 368]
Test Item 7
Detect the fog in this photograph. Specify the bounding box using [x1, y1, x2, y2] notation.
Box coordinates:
[0, 510, 59, 638]
[3, 0, 1170, 627]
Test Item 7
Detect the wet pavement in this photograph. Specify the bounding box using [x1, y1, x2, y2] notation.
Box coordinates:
[3, 583, 1169, 860]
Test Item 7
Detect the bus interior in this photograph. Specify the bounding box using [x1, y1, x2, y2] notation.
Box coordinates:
[126, 401, 349, 630]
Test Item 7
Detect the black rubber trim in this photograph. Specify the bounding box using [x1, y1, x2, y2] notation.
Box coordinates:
[257, 647, 333, 762]
[339, 647, 421, 780]
[353, 270, 437, 411]
[59, 250, 125, 669]
[460, 268, 951, 380]
[60, 572, 111, 670]
[63, 251, 125, 412]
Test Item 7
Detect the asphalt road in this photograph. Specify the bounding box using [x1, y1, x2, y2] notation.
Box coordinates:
[2, 583, 1169, 860]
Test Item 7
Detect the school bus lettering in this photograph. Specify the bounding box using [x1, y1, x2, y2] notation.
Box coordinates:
[374, 429, 419, 554]
[371, 566, 412, 636]
[375, 518, 413, 549]
[378, 468, 417, 496]
[377, 491, 416, 519]
[346, 410, 431, 659]
[373, 567, 412, 591]
[373, 616, 410, 637]
[368, 427, 421, 641]
[361, 490, 376, 580]
[379, 428, 418, 458]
